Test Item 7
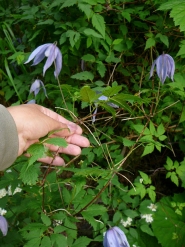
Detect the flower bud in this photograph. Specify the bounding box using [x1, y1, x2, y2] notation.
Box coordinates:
[0, 216, 8, 236]
[103, 226, 130, 247]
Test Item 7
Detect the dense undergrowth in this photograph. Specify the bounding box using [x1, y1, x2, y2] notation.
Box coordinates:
[1, 0, 185, 246]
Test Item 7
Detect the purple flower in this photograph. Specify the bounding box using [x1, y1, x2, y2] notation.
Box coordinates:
[0, 216, 8, 236]
[27, 99, 36, 104]
[29, 79, 48, 97]
[92, 95, 119, 123]
[103, 227, 130, 247]
[149, 54, 175, 84]
[24, 43, 62, 77]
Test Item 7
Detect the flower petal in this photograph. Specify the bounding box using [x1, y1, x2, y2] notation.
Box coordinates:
[0, 216, 8, 236]
[43, 44, 58, 76]
[149, 59, 156, 79]
[32, 44, 51, 66]
[54, 48, 62, 77]
[24, 44, 50, 64]
[114, 227, 130, 247]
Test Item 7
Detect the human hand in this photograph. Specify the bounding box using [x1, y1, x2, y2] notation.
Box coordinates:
[7, 104, 90, 165]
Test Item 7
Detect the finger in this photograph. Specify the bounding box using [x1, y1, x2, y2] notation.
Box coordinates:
[37, 155, 65, 166]
[36, 105, 83, 134]
[47, 143, 82, 156]
[65, 134, 90, 147]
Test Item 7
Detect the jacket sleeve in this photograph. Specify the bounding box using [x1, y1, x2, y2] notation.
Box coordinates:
[0, 104, 19, 171]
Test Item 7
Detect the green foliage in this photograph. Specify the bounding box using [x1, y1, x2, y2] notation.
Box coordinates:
[1, 0, 185, 246]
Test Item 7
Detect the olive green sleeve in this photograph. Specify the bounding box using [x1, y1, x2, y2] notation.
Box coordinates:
[0, 105, 19, 171]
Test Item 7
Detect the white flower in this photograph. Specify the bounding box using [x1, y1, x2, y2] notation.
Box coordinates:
[53, 219, 63, 226]
[139, 178, 143, 184]
[147, 203, 157, 212]
[6, 169, 12, 173]
[141, 214, 153, 223]
[0, 208, 7, 216]
[120, 217, 132, 227]
[0, 189, 7, 199]
[7, 185, 22, 196]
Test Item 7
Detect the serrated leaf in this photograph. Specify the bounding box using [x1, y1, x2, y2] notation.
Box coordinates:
[92, 13, 105, 38]
[147, 187, 156, 202]
[27, 143, 45, 167]
[37, 19, 54, 25]
[139, 171, 151, 184]
[141, 224, 154, 236]
[149, 121, 156, 135]
[156, 33, 169, 47]
[157, 123, 165, 136]
[44, 137, 68, 147]
[145, 37, 155, 50]
[121, 11, 131, 22]
[142, 144, 155, 157]
[97, 61, 106, 77]
[60, 0, 77, 9]
[66, 30, 80, 47]
[20, 163, 40, 185]
[103, 86, 122, 97]
[72, 236, 92, 247]
[51, 234, 67, 247]
[41, 212, 51, 226]
[122, 138, 135, 147]
[40, 236, 51, 247]
[83, 28, 103, 38]
[82, 54, 95, 62]
[152, 194, 185, 247]
[171, 172, 179, 186]
[71, 71, 94, 81]
[78, 3, 92, 19]
[80, 86, 97, 102]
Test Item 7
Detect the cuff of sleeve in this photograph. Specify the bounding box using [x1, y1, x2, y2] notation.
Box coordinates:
[0, 105, 19, 170]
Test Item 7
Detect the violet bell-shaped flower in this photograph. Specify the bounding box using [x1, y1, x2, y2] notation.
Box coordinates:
[0, 216, 8, 236]
[24, 43, 62, 77]
[103, 226, 130, 247]
[30, 79, 48, 97]
[149, 54, 175, 84]
[92, 95, 119, 123]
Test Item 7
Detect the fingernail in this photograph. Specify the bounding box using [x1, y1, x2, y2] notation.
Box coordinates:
[67, 123, 77, 133]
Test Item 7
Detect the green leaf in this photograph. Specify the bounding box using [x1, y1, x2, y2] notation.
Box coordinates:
[96, 61, 106, 77]
[156, 123, 165, 136]
[71, 71, 94, 81]
[44, 137, 68, 147]
[122, 138, 135, 147]
[66, 30, 80, 47]
[121, 11, 131, 22]
[139, 171, 151, 184]
[179, 106, 185, 123]
[72, 236, 92, 247]
[152, 194, 185, 247]
[20, 163, 40, 185]
[124, 209, 139, 218]
[83, 28, 103, 38]
[78, 3, 92, 19]
[60, 0, 77, 9]
[145, 37, 155, 50]
[170, 172, 179, 186]
[149, 121, 156, 135]
[27, 143, 45, 167]
[41, 212, 51, 226]
[40, 236, 52, 247]
[177, 40, 185, 57]
[103, 86, 122, 97]
[147, 186, 156, 202]
[92, 13, 105, 38]
[142, 144, 155, 157]
[80, 86, 97, 102]
[141, 224, 154, 236]
[112, 39, 123, 45]
[82, 54, 96, 62]
[156, 33, 169, 47]
[166, 157, 174, 170]
[37, 19, 54, 25]
[51, 234, 67, 247]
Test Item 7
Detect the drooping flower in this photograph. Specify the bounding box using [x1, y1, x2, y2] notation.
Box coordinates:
[149, 54, 175, 84]
[103, 226, 130, 247]
[29, 79, 47, 97]
[92, 95, 119, 123]
[0, 216, 8, 236]
[24, 43, 62, 77]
